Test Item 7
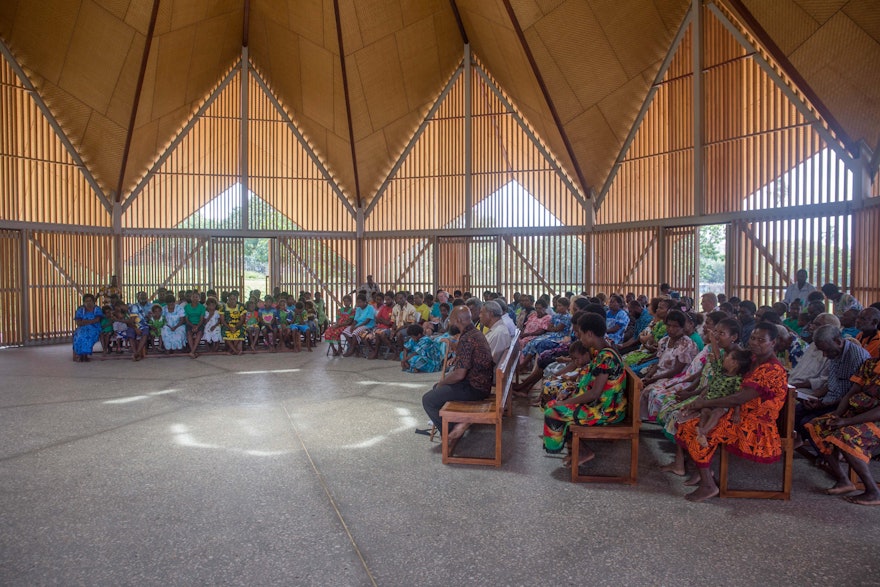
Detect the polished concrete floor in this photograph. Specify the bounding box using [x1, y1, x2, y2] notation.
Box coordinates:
[1, 344, 878, 586]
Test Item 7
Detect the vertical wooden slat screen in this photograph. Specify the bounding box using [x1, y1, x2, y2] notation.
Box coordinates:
[211, 237, 245, 296]
[366, 69, 466, 232]
[730, 215, 851, 306]
[121, 235, 211, 301]
[592, 229, 660, 296]
[362, 237, 435, 297]
[0, 54, 108, 226]
[598, 25, 694, 225]
[247, 72, 354, 232]
[471, 65, 584, 229]
[0, 229, 23, 346]
[501, 234, 586, 299]
[27, 231, 112, 342]
[276, 237, 357, 319]
[437, 237, 469, 294]
[124, 68, 241, 230]
[664, 226, 698, 301]
[851, 207, 880, 305]
[702, 7, 849, 215]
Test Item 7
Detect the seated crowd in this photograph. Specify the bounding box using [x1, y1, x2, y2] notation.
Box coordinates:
[72, 274, 880, 504]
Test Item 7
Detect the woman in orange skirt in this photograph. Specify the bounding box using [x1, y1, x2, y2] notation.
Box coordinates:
[676, 322, 788, 502]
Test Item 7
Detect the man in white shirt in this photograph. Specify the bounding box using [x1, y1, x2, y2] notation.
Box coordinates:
[480, 301, 512, 364]
[783, 269, 816, 305]
[788, 313, 840, 396]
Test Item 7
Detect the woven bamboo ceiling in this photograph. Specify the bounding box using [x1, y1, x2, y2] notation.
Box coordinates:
[1, 0, 879, 208]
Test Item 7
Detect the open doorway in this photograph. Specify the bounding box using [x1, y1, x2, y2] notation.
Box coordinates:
[699, 225, 726, 296]
[244, 238, 272, 300]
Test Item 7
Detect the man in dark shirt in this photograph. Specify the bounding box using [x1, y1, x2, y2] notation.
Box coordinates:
[421, 306, 495, 439]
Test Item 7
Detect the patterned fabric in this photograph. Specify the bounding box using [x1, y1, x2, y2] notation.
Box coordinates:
[222, 302, 246, 341]
[520, 312, 551, 347]
[834, 293, 863, 316]
[454, 324, 495, 394]
[202, 310, 222, 343]
[522, 312, 572, 356]
[542, 348, 626, 453]
[623, 320, 667, 366]
[704, 372, 742, 400]
[324, 306, 354, 342]
[856, 330, 880, 359]
[648, 345, 714, 425]
[807, 358, 880, 463]
[822, 340, 871, 405]
[605, 308, 630, 344]
[402, 336, 444, 373]
[147, 316, 165, 339]
[72, 305, 104, 356]
[161, 304, 187, 350]
[677, 358, 788, 468]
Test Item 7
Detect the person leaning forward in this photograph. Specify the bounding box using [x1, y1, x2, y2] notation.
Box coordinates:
[422, 306, 495, 440]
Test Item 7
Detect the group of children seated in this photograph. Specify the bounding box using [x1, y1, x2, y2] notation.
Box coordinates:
[94, 287, 328, 359]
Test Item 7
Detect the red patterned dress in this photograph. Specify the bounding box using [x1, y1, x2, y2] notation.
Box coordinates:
[676, 357, 788, 468]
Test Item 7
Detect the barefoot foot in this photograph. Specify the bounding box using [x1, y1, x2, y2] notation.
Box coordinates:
[659, 462, 687, 476]
[685, 485, 720, 502]
[447, 423, 469, 441]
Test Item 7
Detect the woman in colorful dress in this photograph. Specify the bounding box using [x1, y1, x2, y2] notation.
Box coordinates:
[519, 299, 552, 348]
[221, 291, 246, 355]
[161, 294, 187, 353]
[324, 294, 355, 356]
[676, 322, 789, 502]
[542, 312, 627, 467]
[639, 309, 699, 420]
[623, 297, 671, 373]
[519, 296, 572, 369]
[72, 293, 104, 362]
[806, 357, 880, 505]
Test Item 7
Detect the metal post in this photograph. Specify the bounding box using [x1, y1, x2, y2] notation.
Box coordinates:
[356, 207, 365, 287]
[464, 43, 473, 229]
[432, 235, 439, 293]
[495, 235, 502, 296]
[693, 0, 703, 217]
[657, 227, 667, 287]
[208, 238, 214, 290]
[241, 47, 249, 231]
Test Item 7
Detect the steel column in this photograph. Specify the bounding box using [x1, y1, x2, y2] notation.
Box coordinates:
[20, 229, 30, 344]
[241, 48, 249, 231]
[693, 0, 704, 217]
[465, 44, 473, 230]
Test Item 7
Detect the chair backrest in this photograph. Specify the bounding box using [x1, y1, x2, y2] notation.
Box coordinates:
[495, 330, 521, 417]
[621, 364, 642, 427]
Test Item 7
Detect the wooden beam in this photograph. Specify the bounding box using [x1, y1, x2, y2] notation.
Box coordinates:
[501, 0, 591, 197]
[448, 0, 469, 44]
[332, 0, 362, 208]
[738, 221, 789, 283]
[502, 236, 555, 295]
[115, 0, 160, 203]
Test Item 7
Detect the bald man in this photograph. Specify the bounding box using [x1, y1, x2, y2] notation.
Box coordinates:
[421, 306, 495, 440]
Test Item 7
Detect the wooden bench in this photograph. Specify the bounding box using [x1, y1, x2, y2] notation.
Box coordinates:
[569, 364, 642, 484]
[718, 387, 795, 500]
[439, 331, 520, 467]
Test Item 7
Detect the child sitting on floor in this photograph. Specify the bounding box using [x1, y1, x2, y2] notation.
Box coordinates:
[100, 305, 114, 353]
[147, 304, 166, 352]
[401, 324, 443, 373]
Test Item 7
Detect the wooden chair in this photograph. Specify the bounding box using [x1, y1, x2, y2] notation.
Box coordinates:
[439, 331, 520, 467]
[569, 365, 642, 484]
[718, 387, 795, 500]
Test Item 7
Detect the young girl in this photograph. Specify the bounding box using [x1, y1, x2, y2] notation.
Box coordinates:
[201, 298, 222, 352]
[400, 324, 443, 373]
[99, 304, 114, 354]
[314, 292, 328, 333]
[184, 290, 206, 358]
[535, 341, 591, 409]
[676, 348, 753, 448]
[291, 302, 312, 352]
[147, 304, 166, 353]
[276, 299, 294, 351]
[324, 295, 355, 356]
[259, 296, 279, 351]
[304, 301, 319, 346]
[244, 300, 261, 352]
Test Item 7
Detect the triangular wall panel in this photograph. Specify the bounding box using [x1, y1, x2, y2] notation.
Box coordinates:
[0, 52, 109, 227]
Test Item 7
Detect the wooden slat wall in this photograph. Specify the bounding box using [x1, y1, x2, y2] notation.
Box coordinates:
[276, 237, 357, 318]
[248, 73, 354, 232]
[664, 226, 698, 301]
[121, 235, 211, 301]
[211, 237, 245, 296]
[366, 70, 466, 232]
[362, 237, 434, 297]
[501, 234, 587, 299]
[592, 229, 660, 297]
[28, 231, 112, 342]
[0, 229, 23, 346]
[730, 215, 851, 307]
[124, 71, 241, 230]
[471, 66, 584, 229]
[0, 54, 109, 227]
[851, 206, 880, 306]
[598, 25, 694, 225]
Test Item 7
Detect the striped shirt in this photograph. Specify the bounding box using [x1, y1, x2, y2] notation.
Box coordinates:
[824, 340, 871, 405]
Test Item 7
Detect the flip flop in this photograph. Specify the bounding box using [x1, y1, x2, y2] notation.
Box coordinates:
[414, 428, 432, 436]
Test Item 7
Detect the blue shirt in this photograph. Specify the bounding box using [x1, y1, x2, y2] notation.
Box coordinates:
[354, 304, 376, 329]
[605, 308, 630, 344]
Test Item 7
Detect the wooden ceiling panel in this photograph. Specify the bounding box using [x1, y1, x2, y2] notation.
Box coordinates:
[187, 13, 241, 103]
[171, 1, 207, 31]
[739, 0, 818, 54]
[0, 0, 19, 40]
[792, 0, 848, 25]
[105, 37, 148, 127]
[300, 39, 335, 129]
[566, 106, 617, 191]
[598, 70, 655, 144]
[288, 0, 327, 47]
[82, 111, 127, 192]
[124, 0, 158, 35]
[508, 0, 546, 29]
[150, 27, 196, 120]
[251, 13, 303, 111]
[7, 0, 80, 84]
[532, 2, 628, 110]
[843, 0, 880, 45]
[353, 35, 408, 133]
[396, 16, 442, 110]
[789, 12, 880, 147]
[589, 0, 677, 79]
[94, 0, 131, 21]
[521, 27, 580, 124]
[354, 0, 404, 47]
[401, 0, 447, 26]
[338, 0, 364, 53]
